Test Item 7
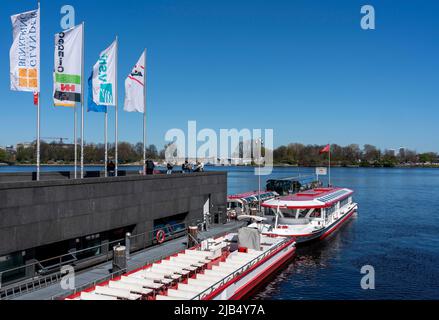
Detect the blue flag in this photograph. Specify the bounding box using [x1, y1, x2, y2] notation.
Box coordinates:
[87, 72, 107, 113]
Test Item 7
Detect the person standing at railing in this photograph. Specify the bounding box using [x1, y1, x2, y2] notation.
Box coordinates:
[107, 161, 116, 177]
[146, 159, 155, 175]
[166, 162, 173, 174]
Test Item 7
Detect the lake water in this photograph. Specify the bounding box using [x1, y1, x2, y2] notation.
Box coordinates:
[220, 166, 439, 300]
[1, 165, 438, 299]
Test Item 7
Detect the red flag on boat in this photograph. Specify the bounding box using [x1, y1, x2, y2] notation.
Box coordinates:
[33, 92, 39, 106]
[320, 144, 330, 154]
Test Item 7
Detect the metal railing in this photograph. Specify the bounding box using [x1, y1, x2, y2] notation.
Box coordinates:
[191, 238, 289, 300]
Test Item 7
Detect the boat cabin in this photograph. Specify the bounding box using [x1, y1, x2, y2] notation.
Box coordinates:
[266, 176, 321, 196]
[260, 188, 356, 237]
[227, 191, 278, 218]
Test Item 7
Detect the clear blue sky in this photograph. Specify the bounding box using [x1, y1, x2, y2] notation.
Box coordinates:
[1, 0, 438, 152]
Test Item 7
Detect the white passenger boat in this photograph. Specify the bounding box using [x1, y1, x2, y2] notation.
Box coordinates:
[253, 187, 358, 243]
[65, 228, 296, 300]
[227, 191, 278, 219]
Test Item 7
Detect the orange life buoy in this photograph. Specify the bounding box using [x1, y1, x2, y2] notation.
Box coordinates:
[156, 230, 166, 244]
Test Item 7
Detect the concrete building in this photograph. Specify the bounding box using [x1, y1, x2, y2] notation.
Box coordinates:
[0, 171, 227, 288]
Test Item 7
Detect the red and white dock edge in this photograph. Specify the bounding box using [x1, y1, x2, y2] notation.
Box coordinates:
[65, 231, 296, 301]
[254, 187, 358, 243]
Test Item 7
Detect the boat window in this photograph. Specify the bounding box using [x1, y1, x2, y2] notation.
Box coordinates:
[297, 209, 311, 218]
[280, 208, 296, 218]
[228, 202, 241, 209]
[309, 208, 322, 218]
[280, 208, 311, 218]
[326, 205, 336, 216]
[264, 208, 276, 216]
[339, 197, 349, 208]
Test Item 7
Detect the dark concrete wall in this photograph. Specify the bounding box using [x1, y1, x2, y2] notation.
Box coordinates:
[0, 172, 227, 256]
[0, 170, 139, 183]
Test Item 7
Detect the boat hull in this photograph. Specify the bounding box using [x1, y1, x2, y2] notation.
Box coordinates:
[203, 238, 296, 300]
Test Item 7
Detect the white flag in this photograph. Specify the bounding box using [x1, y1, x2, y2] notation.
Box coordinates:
[53, 24, 83, 107]
[124, 51, 146, 113]
[10, 8, 40, 92]
[91, 40, 117, 106]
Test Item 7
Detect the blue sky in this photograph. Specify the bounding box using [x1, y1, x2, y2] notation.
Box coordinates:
[0, 0, 438, 152]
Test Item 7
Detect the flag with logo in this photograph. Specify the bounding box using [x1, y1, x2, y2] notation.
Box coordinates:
[90, 40, 117, 107]
[124, 51, 146, 113]
[53, 24, 83, 107]
[9, 8, 40, 92]
[87, 72, 107, 113]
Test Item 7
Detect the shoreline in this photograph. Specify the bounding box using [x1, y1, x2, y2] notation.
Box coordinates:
[1, 163, 439, 169]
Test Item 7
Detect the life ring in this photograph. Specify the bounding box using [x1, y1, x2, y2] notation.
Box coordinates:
[156, 230, 166, 244]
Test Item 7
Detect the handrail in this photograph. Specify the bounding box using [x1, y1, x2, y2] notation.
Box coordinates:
[190, 238, 288, 300]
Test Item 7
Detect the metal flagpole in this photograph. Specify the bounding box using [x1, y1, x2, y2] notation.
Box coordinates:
[80, 22, 85, 179]
[36, 95, 40, 181]
[36, 2, 41, 181]
[143, 49, 147, 175]
[258, 139, 261, 213]
[105, 112, 108, 177]
[328, 144, 331, 187]
[115, 36, 119, 177]
[74, 106, 77, 178]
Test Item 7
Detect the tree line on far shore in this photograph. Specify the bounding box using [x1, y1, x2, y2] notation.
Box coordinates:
[0, 141, 163, 165]
[1, 141, 438, 167]
[273, 143, 438, 167]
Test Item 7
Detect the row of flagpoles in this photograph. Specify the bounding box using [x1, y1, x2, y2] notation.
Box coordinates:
[9, 4, 147, 181]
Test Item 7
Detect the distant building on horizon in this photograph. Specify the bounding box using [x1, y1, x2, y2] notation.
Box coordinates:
[399, 147, 406, 158]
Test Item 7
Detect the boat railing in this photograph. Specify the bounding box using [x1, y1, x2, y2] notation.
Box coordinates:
[191, 238, 290, 300]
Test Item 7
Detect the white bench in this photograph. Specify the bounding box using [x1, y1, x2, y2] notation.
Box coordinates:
[187, 278, 217, 287]
[150, 264, 191, 276]
[80, 292, 118, 301]
[143, 269, 181, 280]
[156, 295, 181, 300]
[167, 289, 196, 299]
[109, 280, 153, 296]
[160, 260, 198, 271]
[120, 275, 164, 290]
[94, 286, 141, 300]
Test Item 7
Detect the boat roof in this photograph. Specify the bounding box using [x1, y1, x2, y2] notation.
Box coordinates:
[266, 175, 315, 183]
[228, 191, 277, 200]
[262, 187, 353, 209]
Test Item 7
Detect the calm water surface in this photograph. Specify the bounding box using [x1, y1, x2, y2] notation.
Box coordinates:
[213, 166, 439, 300]
[1, 165, 438, 299]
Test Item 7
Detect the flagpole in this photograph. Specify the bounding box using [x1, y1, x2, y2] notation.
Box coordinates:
[80, 22, 85, 179]
[36, 95, 41, 181]
[105, 112, 108, 177]
[36, 2, 41, 181]
[328, 144, 331, 187]
[74, 105, 77, 178]
[143, 49, 147, 174]
[115, 36, 119, 177]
